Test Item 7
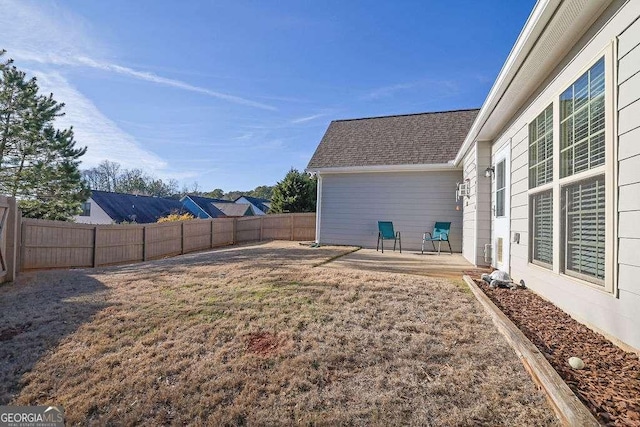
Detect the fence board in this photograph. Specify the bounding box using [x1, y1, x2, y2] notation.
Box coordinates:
[262, 215, 291, 240]
[17, 213, 316, 271]
[183, 220, 213, 253]
[145, 222, 181, 260]
[95, 226, 144, 267]
[21, 219, 94, 269]
[292, 213, 316, 241]
[213, 218, 234, 247]
[236, 217, 261, 243]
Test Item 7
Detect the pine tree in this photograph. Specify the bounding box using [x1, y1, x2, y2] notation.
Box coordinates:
[0, 50, 89, 220]
[270, 169, 316, 213]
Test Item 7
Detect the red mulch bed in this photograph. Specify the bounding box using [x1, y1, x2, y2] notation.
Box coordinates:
[470, 276, 640, 426]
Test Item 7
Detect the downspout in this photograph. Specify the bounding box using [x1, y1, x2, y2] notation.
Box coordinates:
[315, 174, 323, 244]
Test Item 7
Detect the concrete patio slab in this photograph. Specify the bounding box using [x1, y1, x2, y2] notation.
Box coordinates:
[321, 247, 489, 279]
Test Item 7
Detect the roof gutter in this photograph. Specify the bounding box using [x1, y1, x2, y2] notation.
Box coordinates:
[453, 0, 561, 166]
[308, 162, 460, 174]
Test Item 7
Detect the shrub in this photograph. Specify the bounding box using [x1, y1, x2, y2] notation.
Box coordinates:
[157, 213, 194, 223]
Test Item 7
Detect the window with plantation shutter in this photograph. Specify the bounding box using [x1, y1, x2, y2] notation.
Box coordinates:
[529, 105, 553, 188]
[562, 176, 605, 284]
[526, 54, 611, 291]
[560, 57, 605, 177]
[531, 191, 553, 267]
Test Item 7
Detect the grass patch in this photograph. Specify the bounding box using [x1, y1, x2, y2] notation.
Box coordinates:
[0, 241, 558, 426]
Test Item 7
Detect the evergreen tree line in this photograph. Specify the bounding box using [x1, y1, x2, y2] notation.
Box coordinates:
[269, 168, 316, 214]
[0, 51, 88, 220]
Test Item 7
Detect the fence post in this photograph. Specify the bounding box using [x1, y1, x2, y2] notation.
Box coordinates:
[260, 216, 264, 241]
[232, 218, 237, 244]
[19, 214, 26, 273]
[210, 219, 214, 248]
[142, 226, 147, 261]
[92, 226, 98, 267]
[290, 214, 294, 241]
[5, 198, 18, 282]
[181, 222, 185, 254]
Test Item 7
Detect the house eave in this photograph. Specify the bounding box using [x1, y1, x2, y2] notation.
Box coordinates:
[454, 0, 560, 166]
[453, 0, 612, 166]
[307, 163, 460, 174]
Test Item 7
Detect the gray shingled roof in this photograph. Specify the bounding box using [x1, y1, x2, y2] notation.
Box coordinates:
[307, 109, 479, 169]
[212, 203, 253, 217]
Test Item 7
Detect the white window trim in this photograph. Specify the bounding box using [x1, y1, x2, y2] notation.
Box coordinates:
[529, 190, 553, 269]
[495, 158, 507, 218]
[526, 42, 618, 296]
[528, 104, 554, 189]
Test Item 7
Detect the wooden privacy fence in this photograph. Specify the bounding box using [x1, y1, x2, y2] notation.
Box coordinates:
[19, 213, 316, 271]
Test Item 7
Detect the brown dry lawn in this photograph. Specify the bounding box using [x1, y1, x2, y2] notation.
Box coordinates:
[0, 241, 558, 426]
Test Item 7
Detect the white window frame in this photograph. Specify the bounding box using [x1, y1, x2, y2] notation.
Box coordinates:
[495, 159, 506, 218]
[529, 104, 554, 189]
[526, 43, 617, 295]
[530, 190, 553, 269]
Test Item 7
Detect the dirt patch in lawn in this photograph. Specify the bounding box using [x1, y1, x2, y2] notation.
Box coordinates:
[246, 332, 287, 357]
[472, 277, 640, 426]
[1, 242, 558, 426]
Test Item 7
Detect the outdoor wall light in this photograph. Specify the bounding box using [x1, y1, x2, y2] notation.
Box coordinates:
[484, 166, 495, 178]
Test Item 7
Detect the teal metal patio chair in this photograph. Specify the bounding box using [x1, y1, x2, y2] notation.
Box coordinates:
[377, 221, 401, 253]
[421, 222, 452, 255]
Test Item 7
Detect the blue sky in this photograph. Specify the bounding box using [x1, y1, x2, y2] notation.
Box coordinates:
[1, 0, 535, 191]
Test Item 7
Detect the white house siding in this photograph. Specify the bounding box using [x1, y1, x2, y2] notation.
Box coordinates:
[487, 1, 640, 350]
[476, 141, 492, 266]
[73, 198, 113, 224]
[462, 144, 477, 263]
[318, 171, 463, 252]
[462, 141, 492, 266]
[617, 15, 640, 320]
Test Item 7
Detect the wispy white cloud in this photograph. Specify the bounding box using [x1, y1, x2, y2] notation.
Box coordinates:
[0, 0, 276, 111]
[361, 83, 416, 100]
[234, 132, 255, 141]
[290, 113, 327, 124]
[0, 0, 282, 188]
[7, 51, 277, 112]
[73, 57, 277, 111]
[361, 79, 460, 101]
[32, 70, 168, 171]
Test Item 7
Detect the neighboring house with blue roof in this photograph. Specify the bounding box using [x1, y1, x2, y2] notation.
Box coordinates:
[235, 196, 271, 215]
[182, 194, 262, 218]
[181, 195, 229, 219]
[74, 190, 186, 224]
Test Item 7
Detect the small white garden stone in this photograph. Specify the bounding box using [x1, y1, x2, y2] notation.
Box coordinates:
[568, 356, 585, 370]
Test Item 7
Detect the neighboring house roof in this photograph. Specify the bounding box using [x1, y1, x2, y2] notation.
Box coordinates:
[182, 195, 233, 218]
[307, 109, 479, 170]
[212, 203, 253, 217]
[90, 190, 185, 224]
[235, 196, 271, 213]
